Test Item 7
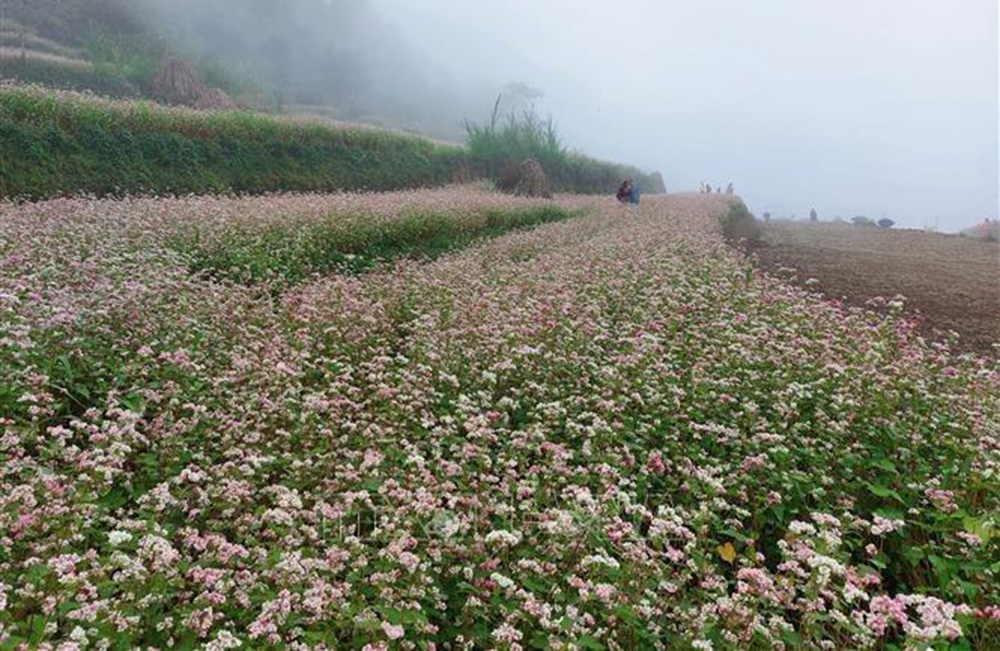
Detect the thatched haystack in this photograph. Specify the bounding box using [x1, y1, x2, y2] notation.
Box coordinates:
[194, 87, 237, 111]
[150, 57, 206, 106]
[497, 158, 552, 198]
[151, 57, 235, 110]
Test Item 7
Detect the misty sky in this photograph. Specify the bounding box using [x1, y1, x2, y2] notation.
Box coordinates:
[373, 0, 998, 231]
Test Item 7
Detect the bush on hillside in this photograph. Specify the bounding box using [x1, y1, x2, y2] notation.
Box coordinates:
[720, 201, 761, 243]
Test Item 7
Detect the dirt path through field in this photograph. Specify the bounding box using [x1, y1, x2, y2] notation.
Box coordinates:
[751, 221, 1000, 357]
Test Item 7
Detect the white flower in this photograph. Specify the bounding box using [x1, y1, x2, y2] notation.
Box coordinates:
[870, 515, 905, 536]
[206, 629, 242, 651]
[581, 553, 620, 571]
[485, 529, 522, 548]
[490, 572, 515, 590]
[108, 530, 133, 546]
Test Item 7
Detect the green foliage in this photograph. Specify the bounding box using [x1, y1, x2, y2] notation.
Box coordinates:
[0, 86, 663, 199]
[0, 31, 83, 59]
[83, 23, 262, 98]
[719, 201, 762, 243]
[171, 205, 574, 284]
[0, 86, 468, 199]
[0, 54, 137, 98]
[465, 99, 665, 195]
[84, 23, 166, 89]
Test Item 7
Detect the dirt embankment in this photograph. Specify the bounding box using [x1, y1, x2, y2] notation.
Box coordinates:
[750, 221, 1000, 357]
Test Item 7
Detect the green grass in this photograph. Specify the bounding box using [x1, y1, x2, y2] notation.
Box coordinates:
[0, 53, 137, 98]
[0, 32, 83, 59]
[0, 85, 466, 199]
[465, 101, 666, 195]
[0, 85, 664, 199]
[170, 204, 575, 284]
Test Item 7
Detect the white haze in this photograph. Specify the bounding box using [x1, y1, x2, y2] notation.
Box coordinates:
[372, 0, 998, 231]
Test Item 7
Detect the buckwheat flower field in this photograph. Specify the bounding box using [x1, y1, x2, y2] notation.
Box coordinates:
[1, 188, 997, 649]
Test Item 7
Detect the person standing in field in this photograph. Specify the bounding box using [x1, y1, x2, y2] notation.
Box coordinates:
[628, 179, 641, 205]
[616, 180, 631, 203]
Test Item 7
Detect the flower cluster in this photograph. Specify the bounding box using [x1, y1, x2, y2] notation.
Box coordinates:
[1, 188, 997, 648]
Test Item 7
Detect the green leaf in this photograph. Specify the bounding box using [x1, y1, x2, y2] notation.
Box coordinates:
[871, 458, 897, 474]
[962, 515, 994, 543]
[866, 482, 903, 502]
[578, 635, 606, 650]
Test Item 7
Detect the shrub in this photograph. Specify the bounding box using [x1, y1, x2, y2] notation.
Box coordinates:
[719, 201, 761, 243]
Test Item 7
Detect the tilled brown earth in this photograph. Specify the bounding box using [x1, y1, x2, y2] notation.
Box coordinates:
[751, 221, 1000, 357]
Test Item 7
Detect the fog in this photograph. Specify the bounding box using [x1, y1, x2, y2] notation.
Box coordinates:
[370, 0, 998, 231]
[13, 0, 995, 230]
[134, 0, 997, 230]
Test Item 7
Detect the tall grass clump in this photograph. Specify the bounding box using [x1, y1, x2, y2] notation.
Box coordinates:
[465, 96, 666, 195]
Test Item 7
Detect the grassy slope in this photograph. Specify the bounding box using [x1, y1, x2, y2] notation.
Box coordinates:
[0, 86, 466, 198]
[0, 85, 662, 199]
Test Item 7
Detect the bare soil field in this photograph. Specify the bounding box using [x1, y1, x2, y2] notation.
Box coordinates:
[752, 221, 1000, 356]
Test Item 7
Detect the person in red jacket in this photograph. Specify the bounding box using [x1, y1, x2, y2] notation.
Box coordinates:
[616, 180, 632, 203]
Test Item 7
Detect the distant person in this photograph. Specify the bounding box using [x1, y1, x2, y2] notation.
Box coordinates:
[716, 187, 721, 194]
[616, 180, 631, 204]
[726, 182, 734, 194]
[628, 179, 640, 205]
[705, 183, 712, 194]
[810, 208, 818, 222]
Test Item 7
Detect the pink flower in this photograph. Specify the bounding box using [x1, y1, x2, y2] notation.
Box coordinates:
[645, 450, 666, 473]
[382, 622, 404, 640]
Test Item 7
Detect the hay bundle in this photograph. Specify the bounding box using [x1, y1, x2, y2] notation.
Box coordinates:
[497, 158, 551, 198]
[150, 57, 207, 107]
[193, 87, 237, 111]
